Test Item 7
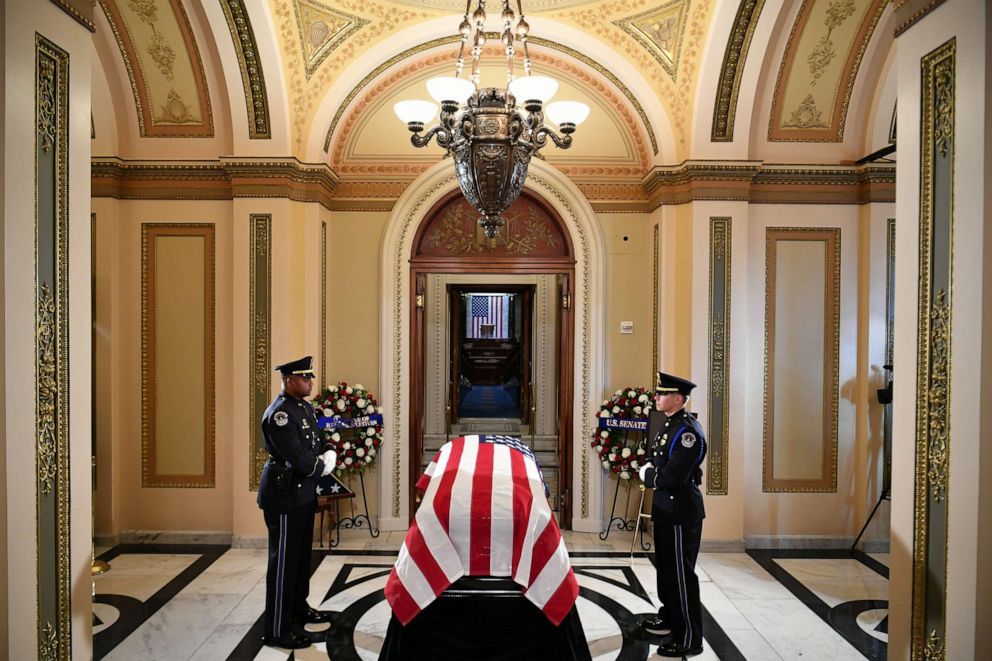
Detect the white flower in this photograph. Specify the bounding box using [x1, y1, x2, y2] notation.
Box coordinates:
[599, 410, 610, 418]
[633, 406, 642, 414]
[600, 430, 609, 438]
[330, 385, 339, 392]
[377, 406, 384, 414]
[602, 460, 610, 469]
[636, 447, 645, 456]
[630, 460, 639, 469]
[366, 427, 375, 436]
[638, 394, 649, 403]
[365, 438, 373, 446]
[608, 453, 616, 462]
[369, 448, 377, 457]
[365, 455, 373, 463]
[366, 405, 376, 414]
[357, 398, 367, 408]
[355, 384, 364, 391]
[322, 407, 333, 417]
[356, 448, 365, 457]
[619, 470, 630, 480]
[345, 387, 353, 394]
[611, 406, 620, 414]
[343, 442, 351, 450]
[602, 399, 609, 406]
[621, 447, 631, 458]
[615, 389, 623, 396]
[331, 432, 341, 442]
[336, 399, 346, 410]
[344, 457, 353, 465]
[628, 390, 636, 398]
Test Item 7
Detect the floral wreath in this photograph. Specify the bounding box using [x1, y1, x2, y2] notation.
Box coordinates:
[590, 387, 652, 480]
[311, 382, 384, 475]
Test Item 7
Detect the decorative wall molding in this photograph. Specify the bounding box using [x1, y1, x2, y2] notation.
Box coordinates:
[707, 217, 731, 495]
[91, 157, 340, 207]
[219, 0, 271, 139]
[613, 0, 689, 79]
[141, 224, 216, 488]
[92, 158, 895, 210]
[322, 35, 658, 157]
[892, 0, 947, 37]
[652, 223, 660, 378]
[762, 227, 840, 493]
[249, 214, 272, 491]
[321, 220, 327, 383]
[35, 33, 71, 661]
[98, 0, 214, 137]
[50, 0, 95, 31]
[912, 38, 954, 661]
[711, 0, 766, 141]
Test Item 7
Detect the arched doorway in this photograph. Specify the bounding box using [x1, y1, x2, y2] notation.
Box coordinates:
[408, 191, 576, 527]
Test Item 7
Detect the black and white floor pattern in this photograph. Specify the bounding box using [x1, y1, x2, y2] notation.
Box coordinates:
[92, 536, 888, 660]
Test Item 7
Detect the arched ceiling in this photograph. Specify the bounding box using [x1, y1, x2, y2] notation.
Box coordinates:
[92, 0, 898, 173]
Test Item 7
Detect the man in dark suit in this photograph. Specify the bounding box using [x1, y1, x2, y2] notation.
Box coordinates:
[638, 372, 707, 658]
[257, 356, 336, 649]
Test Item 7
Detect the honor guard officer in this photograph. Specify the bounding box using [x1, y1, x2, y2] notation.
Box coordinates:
[258, 356, 337, 649]
[638, 372, 707, 658]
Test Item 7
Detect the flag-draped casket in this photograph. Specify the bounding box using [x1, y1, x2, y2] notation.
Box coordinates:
[384, 435, 578, 626]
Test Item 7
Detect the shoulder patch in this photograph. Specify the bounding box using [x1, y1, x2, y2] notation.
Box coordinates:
[273, 411, 289, 427]
[680, 432, 696, 448]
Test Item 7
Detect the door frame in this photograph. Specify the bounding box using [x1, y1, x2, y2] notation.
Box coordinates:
[408, 191, 576, 529]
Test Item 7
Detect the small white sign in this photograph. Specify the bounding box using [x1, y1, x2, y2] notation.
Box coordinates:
[620, 321, 634, 334]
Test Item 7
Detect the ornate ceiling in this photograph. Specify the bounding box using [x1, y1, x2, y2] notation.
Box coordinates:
[92, 0, 898, 188]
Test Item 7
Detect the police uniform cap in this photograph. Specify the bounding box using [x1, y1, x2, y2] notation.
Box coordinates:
[655, 371, 696, 396]
[274, 355, 315, 376]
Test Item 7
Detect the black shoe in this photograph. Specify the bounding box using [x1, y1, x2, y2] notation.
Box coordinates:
[261, 632, 311, 649]
[640, 616, 672, 635]
[298, 607, 334, 624]
[656, 642, 703, 658]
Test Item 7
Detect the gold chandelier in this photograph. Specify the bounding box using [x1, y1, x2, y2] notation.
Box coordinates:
[394, 1, 590, 239]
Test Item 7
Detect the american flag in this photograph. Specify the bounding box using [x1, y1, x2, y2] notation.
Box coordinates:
[469, 294, 508, 338]
[384, 435, 578, 625]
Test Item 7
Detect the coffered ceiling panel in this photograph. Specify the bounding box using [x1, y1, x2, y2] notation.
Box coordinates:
[100, 0, 213, 137]
[768, 0, 887, 142]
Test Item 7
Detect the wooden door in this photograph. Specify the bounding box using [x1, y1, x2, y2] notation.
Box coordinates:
[448, 287, 462, 427]
[520, 286, 534, 425]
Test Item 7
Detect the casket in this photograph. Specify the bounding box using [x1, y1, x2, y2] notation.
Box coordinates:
[380, 435, 591, 661]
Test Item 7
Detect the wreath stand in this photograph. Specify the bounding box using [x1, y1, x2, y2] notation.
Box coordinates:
[331, 470, 379, 547]
[598, 429, 650, 552]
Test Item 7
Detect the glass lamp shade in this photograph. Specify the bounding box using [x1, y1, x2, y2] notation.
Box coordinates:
[426, 76, 475, 104]
[393, 99, 438, 124]
[545, 101, 590, 127]
[508, 75, 558, 104]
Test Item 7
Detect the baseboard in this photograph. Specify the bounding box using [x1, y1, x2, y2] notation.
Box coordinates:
[858, 539, 890, 553]
[94, 533, 120, 548]
[119, 530, 233, 545]
[700, 539, 746, 552]
[745, 535, 870, 550]
[232, 535, 267, 549]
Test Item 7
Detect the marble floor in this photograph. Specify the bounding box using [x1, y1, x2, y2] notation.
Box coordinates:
[93, 531, 888, 660]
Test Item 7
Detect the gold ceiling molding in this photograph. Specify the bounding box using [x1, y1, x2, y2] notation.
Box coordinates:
[321, 35, 659, 157]
[892, 0, 947, 37]
[711, 0, 766, 141]
[219, 0, 271, 139]
[613, 0, 689, 79]
[50, 0, 96, 31]
[768, 0, 887, 142]
[292, 0, 368, 79]
[92, 157, 894, 209]
[387, 0, 599, 9]
[99, 0, 214, 137]
[272, 0, 431, 151]
[92, 157, 340, 208]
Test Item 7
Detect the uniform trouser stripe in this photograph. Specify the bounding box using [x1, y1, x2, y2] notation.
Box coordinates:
[675, 524, 692, 648]
[274, 513, 287, 636]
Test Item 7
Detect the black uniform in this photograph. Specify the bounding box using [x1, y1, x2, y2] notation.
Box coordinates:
[257, 392, 328, 639]
[643, 407, 707, 652]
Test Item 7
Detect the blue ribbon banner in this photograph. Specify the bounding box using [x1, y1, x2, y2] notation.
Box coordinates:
[597, 417, 648, 432]
[318, 414, 383, 431]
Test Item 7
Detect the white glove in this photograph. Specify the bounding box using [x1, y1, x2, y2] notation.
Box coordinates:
[638, 462, 652, 483]
[320, 450, 337, 477]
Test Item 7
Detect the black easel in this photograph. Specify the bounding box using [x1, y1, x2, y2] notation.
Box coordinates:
[332, 470, 380, 547]
[851, 367, 892, 551]
[600, 430, 647, 541]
